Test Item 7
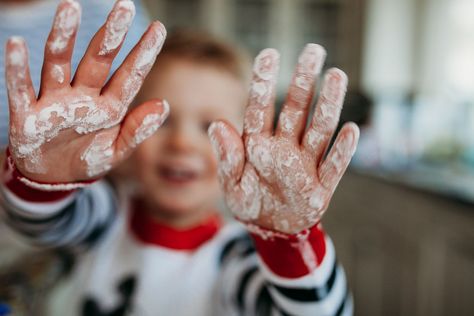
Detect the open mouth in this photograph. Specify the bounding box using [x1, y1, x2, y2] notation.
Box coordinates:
[158, 165, 199, 185]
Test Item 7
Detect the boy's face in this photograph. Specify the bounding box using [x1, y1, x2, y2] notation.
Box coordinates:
[134, 57, 246, 219]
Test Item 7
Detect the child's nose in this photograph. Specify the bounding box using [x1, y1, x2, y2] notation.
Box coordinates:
[166, 124, 199, 153]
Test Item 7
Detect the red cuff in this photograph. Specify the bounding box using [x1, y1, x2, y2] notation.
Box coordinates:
[3, 149, 92, 202]
[249, 224, 326, 278]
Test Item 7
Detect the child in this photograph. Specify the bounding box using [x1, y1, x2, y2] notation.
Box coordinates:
[0, 0, 359, 315]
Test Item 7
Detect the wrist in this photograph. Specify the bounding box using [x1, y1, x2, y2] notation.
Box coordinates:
[3, 148, 96, 193]
[246, 222, 327, 278]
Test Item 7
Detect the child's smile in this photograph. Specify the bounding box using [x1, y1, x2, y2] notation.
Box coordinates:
[158, 162, 200, 186]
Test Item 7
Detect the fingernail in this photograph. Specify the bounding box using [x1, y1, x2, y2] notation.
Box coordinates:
[8, 36, 25, 45]
[298, 44, 326, 76]
[151, 20, 167, 38]
[48, 0, 81, 53]
[321, 68, 348, 104]
[146, 21, 167, 53]
[6, 37, 26, 67]
[346, 124, 360, 157]
[249, 49, 280, 108]
[99, 0, 135, 55]
[253, 48, 280, 81]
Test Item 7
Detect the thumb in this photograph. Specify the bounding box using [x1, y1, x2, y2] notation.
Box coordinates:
[318, 122, 359, 193]
[208, 120, 245, 189]
[114, 99, 169, 161]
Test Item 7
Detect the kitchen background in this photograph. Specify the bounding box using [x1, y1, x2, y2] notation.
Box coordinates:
[0, 0, 473, 315]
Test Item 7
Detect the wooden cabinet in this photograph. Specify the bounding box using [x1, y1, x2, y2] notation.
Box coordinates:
[324, 171, 474, 316]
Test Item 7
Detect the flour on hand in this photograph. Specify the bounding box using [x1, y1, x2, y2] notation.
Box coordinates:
[209, 45, 359, 235]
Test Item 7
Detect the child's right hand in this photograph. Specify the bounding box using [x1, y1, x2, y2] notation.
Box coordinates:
[5, 0, 168, 184]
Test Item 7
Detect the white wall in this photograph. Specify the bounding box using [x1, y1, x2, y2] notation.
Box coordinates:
[361, 0, 416, 98]
[362, 0, 474, 99]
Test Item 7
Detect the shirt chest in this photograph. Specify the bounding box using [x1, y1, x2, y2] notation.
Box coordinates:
[74, 228, 222, 316]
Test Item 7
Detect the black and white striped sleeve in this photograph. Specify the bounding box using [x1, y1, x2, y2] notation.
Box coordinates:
[215, 225, 352, 316]
[0, 177, 117, 251]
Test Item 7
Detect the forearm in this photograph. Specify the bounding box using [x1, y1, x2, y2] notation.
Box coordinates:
[0, 154, 117, 250]
[217, 224, 352, 316]
[250, 224, 352, 316]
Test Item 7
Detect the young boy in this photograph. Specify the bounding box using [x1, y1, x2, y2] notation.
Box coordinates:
[0, 0, 359, 315]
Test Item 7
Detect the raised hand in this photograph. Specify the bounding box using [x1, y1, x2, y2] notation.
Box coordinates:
[6, 0, 168, 184]
[208, 45, 359, 234]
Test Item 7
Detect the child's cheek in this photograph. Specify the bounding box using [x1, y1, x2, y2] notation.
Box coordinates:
[135, 137, 158, 168]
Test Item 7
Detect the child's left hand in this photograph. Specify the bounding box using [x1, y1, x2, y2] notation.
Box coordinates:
[208, 44, 359, 234]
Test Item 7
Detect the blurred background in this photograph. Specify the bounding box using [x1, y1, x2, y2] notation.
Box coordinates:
[142, 0, 474, 315]
[0, 0, 473, 315]
[144, 0, 474, 186]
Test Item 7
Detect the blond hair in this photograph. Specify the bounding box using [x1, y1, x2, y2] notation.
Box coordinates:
[154, 29, 250, 83]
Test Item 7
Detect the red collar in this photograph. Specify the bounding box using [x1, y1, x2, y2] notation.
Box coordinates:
[129, 201, 223, 251]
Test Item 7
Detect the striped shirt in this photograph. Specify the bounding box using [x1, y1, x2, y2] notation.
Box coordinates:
[0, 0, 149, 147]
[0, 173, 353, 316]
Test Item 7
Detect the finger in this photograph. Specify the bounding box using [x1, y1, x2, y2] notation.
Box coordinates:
[302, 68, 348, 163]
[5, 37, 35, 122]
[40, 0, 81, 94]
[318, 122, 359, 192]
[275, 44, 326, 140]
[243, 48, 280, 137]
[208, 120, 245, 189]
[102, 21, 166, 108]
[113, 99, 169, 160]
[73, 0, 135, 91]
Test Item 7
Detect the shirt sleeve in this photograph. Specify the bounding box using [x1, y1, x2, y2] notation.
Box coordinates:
[0, 161, 117, 251]
[216, 224, 353, 316]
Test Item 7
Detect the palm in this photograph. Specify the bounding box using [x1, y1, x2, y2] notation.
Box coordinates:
[11, 90, 122, 180]
[209, 45, 359, 234]
[6, 0, 168, 183]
